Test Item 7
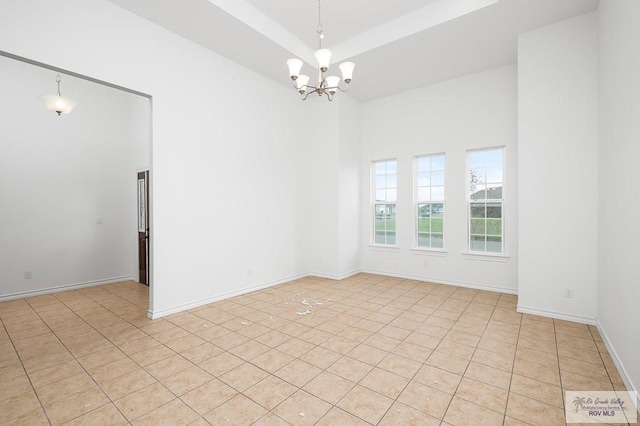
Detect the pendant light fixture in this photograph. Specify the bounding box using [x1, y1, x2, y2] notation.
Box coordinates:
[286, 0, 355, 101]
[38, 73, 77, 116]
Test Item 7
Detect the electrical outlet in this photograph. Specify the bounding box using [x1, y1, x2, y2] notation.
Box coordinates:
[247, 269, 252, 276]
[24, 271, 32, 279]
[565, 288, 574, 298]
[96, 217, 103, 224]
[423, 259, 428, 267]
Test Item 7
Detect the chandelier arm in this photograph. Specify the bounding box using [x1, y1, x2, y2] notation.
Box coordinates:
[301, 86, 320, 101]
[301, 89, 315, 101]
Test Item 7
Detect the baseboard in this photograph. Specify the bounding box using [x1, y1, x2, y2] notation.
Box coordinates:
[596, 320, 639, 413]
[516, 305, 597, 325]
[308, 269, 361, 281]
[360, 267, 518, 295]
[0, 276, 136, 302]
[147, 272, 309, 319]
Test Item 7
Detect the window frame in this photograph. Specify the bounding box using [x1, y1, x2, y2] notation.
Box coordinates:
[371, 158, 398, 247]
[466, 146, 506, 255]
[413, 153, 445, 251]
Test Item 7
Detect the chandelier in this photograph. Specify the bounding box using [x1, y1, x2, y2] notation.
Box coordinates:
[286, 0, 355, 101]
[38, 73, 77, 116]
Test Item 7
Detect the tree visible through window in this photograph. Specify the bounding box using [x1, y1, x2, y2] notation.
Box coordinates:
[415, 154, 444, 248]
[468, 148, 504, 253]
[372, 159, 397, 245]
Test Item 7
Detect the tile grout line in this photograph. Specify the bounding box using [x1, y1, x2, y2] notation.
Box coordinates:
[503, 300, 524, 426]
[50, 287, 148, 424]
[0, 311, 54, 425]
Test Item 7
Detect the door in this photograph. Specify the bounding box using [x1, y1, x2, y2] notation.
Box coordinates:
[137, 171, 149, 285]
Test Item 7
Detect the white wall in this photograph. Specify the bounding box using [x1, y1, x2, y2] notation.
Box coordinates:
[298, 100, 340, 278]
[0, 55, 149, 299]
[517, 12, 598, 322]
[337, 95, 362, 276]
[299, 94, 361, 280]
[360, 65, 518, 293]
[597, 0, 640, 398]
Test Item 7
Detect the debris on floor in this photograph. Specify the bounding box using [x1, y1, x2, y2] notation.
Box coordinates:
[281, 293, 333, 317]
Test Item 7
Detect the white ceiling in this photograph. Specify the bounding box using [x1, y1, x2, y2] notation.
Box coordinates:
[243, 0, 441, 48]
[108, 0, 599, 102]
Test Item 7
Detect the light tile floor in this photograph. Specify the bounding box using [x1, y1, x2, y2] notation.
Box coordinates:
[0, 274, 631, 425]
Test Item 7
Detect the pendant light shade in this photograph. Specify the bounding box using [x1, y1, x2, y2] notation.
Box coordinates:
[314, 48, 332, 71]
[38, 74, 77, 116]
[287, 58, 303, 80]
[38, 94, 77, 116]
[296, 75, 310, 92]
[325, 76, 341, 93]
[339, 62, 355, 83]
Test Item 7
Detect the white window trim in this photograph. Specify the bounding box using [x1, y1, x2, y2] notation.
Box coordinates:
[369, 244, 400, 252]
[413, 153, 445, 251]
[466, 146, 506, 255]
[371, 158, 398, 247]
[462, 251, 510, 262]
[411, 247, 448, 257]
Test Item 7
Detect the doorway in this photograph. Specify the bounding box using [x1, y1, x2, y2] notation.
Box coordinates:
[138, 170, 150, 285]
[0, 50, 153, 309]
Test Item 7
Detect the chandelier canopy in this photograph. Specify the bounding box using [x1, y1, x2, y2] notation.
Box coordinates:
[38, 74, 77, 116]
[286, 0, 355, 101]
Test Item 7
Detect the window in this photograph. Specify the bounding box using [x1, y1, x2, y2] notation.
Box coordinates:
[468, 147, 504, 253]
[415, 154, 444, 249]
[372, 159, 397, 245]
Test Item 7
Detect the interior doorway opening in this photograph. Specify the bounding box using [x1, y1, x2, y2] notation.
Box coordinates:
[0, 50, 153, 306]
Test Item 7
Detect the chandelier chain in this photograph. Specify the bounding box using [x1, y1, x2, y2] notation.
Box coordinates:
[317, 0, 323, 48]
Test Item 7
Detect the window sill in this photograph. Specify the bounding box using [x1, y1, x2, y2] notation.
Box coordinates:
[462, 252, 510, 262]
[410, 248, 448, 257]
[369, 244, 399, 252]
